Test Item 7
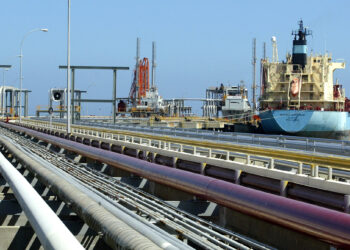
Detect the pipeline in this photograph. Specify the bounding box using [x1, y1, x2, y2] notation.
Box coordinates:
[2, 134, 189, 250]
[0, 132, 162, 249]
[4, 122, 350, 247]
[0, 153, 84, 250]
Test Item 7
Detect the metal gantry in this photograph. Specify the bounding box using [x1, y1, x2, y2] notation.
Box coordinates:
[59, 65, 129, 125]
[0, 86, 31, 118]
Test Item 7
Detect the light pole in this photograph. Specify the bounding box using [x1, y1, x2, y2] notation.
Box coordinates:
[2, 67, 10, 119]
[19, 28, 48, 123]
[67, 0, 71, 134]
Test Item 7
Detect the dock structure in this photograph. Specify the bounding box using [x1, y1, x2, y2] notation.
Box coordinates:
[58, 65, 129, 124]
[203, 84, 251, 119]
[36, 88, 87, 119]
[0, 117, 350, 249]
[0, 86, 31, 118]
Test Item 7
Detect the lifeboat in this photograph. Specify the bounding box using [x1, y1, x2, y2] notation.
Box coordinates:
[290, 78, 300, 96]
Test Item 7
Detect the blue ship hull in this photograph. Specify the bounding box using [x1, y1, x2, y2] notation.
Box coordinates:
[259, 110, 350, 140]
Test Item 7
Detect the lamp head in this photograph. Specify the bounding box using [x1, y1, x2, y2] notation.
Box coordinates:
[40, 28, 49, 32]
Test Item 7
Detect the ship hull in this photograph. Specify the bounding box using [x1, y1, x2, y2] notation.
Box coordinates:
[259, 110, 350, 140]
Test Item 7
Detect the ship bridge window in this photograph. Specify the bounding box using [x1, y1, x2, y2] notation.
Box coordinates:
[227, 90, 238, 96]
[280, 84, 285, 90]
[310, 84, 313, 91]
[310, 93, 313, 100]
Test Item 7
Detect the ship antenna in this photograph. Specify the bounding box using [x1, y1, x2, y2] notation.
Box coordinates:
[271, 36, 278, 63]
[292, 19, 312, 40]
[299, 19, 304, 31]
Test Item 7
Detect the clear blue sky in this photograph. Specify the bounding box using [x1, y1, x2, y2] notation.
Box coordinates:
[1, 0, 349, 115]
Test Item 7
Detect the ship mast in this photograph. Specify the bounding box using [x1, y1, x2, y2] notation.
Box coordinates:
[271, 36, 278, 63]
[263, 42, 266, 60]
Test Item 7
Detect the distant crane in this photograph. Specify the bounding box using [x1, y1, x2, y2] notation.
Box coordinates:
[127, 38, 165, 117]
[129, 38, 150, 105]
[129, 57, 150, 104]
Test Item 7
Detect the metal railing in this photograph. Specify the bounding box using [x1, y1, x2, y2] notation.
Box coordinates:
[33, 117, 350, 157]
[12, 119, 350, 196]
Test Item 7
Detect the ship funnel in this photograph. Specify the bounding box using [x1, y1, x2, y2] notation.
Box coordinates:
[292, 20, 312, 68]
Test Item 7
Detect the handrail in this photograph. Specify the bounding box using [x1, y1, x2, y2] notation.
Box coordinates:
[33, 116, 350, 146]
[19, 118, 350, 171]
[30, 117, 350, 149]
[0, 152, 84, 250]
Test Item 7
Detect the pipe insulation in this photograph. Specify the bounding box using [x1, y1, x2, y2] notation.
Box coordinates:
[0, 152, 84, 250]
[0, 133, 162, 250]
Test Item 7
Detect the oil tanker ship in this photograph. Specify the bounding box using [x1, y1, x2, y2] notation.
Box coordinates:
[258, 20, 350, 140]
